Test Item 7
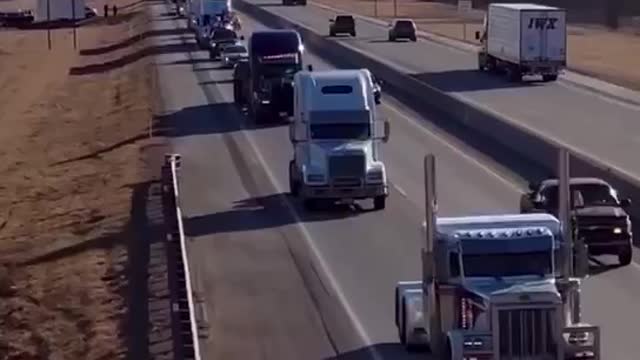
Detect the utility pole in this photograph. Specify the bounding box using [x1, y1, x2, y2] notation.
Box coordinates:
[71, 0, 77, 49]
[47, 0, 52, 49]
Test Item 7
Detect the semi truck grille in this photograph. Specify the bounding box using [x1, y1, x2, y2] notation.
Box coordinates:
[328, 154, 365, 179]
[497, 307, 558, 360]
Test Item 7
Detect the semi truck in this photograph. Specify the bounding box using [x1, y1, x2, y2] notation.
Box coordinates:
[233, 30, 304, 123]
[187, 0, 231, 47]
[395, 150, 601, 359]
[288, 69, 390, 210]
[475, 3, 567, 82]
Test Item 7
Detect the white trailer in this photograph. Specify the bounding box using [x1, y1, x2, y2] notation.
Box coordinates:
[475, 3, 567, 82]
[35, 0, 85, 22]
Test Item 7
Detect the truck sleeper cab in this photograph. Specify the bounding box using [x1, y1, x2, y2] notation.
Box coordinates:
[396, 213, 600, 359]
[288, 69, 390, 211]
[246, 30, 304, 123]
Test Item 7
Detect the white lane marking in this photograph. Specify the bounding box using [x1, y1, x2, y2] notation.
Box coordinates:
[383, 102, 524, 193]
[239, 126, 383, 360]
[392, 183, 408, 197]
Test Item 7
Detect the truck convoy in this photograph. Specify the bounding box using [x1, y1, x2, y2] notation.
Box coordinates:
[233, 30, 304, 123]
[288, 69, 390, 210]
[521, 177, 633, 265]
[395, 150, 601, 359]
[475, 3, 567, 82]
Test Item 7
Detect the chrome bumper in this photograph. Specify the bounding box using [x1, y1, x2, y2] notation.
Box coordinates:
[301, 183, 387, 199]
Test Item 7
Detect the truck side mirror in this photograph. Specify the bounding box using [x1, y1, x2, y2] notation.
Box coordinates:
[620, 198, 632, 207]
[240, 35, 245, 40]
[475, 31, 480, 40]
[528, 182, 539, 191]
[572, 190, 584, 209]
[307, 64, 313, 71]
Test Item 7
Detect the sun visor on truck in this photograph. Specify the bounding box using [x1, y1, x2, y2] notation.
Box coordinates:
[258, 53, 300, 64]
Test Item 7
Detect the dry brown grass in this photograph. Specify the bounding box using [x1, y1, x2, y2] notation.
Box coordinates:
[0, 0, 155, 358]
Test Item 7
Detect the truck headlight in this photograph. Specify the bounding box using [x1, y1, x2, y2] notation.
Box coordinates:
[613, 227, 622, 234]
[366, 169, 384, 183]
[463, 336, 491, 350]
[306, 174, 325, 183]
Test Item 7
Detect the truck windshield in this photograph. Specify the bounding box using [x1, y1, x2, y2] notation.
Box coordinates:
[542, 184, 619, 207]
[460, 252, 552, 278]
[308, 110, 371, 140]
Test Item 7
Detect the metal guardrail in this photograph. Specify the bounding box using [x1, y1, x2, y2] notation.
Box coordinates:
[162, 153, 202, 360]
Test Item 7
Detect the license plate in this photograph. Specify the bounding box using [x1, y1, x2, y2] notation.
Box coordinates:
[278, 111, 287, 116]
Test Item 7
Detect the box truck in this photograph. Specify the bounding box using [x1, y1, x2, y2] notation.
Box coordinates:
[475, 3, 567, 82]
[35, 0, 85, 22]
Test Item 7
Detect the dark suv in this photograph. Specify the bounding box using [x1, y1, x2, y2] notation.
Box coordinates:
[329, 15, 356, 37]
[388, 19, 417, 42]
[208, 27, 242, 59]
[521, 177, 633, 266]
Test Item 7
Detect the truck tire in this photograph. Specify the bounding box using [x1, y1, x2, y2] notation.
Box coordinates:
[233, 82, 243, 105]
[351, 30, 356, 37]
[374, 196, 386, 210]
[389, 35, 395, 42]
[542, 74, 558, 82]
[329, 30, 335, 37]
[507, 66, 522, 82]
[303, 198, 317, 211]
[289, 160, 300, 197]
[410, 35, 417, 42]
[619, 245, 632, 266]
[398, 301, 407, 345]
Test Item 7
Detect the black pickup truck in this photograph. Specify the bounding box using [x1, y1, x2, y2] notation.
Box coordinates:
[521, 177, 633, 265]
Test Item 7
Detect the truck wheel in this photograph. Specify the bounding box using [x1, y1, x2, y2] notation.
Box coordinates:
[398, 301, 407, 345]
[374, 196, 386, 210]
[507, 67, 522, 82]
[410, 35, 417, 42]
[351, 30, 356, 37]
[289, 160, 299, 197]
[329, 31, 335, 37]
[542, 74, 558, 82]
[303, 199, 317, 211]
[619, 245, 632, 266]
[389, 36, 395, 42]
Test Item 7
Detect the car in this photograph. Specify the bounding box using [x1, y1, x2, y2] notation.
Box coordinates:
[388, 19, 417, 42]
[521, 177, 633, 266]
[208, 28, 242, 59]
[329, 15, 356, 37]
[84, 6, 98, 18]
[220, 43, 248, 68]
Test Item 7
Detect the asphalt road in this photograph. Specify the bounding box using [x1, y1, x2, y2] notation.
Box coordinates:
[240, 0, 640, 181]
[150, 2, 640, 359]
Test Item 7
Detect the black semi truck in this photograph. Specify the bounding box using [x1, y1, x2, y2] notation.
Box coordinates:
[233, 30, 304, 123]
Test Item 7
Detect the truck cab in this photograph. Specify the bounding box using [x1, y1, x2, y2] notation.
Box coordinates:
[521, 177, 633, 265]
[243, 30, 304, 123]
[288, 69, 390, 211]
[395, 153, 600, 360]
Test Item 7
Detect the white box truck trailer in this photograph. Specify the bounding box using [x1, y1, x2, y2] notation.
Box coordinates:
[35, 0, 85, 22]
[475, 3, 567, 82]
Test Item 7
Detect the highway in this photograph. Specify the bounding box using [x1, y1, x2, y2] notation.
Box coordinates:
[150, 2, 640, 359]
[239, 0, 640, 181]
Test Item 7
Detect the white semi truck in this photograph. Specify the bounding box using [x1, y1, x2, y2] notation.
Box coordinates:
[475, 3, 567, 82]
[395, 150, 601, 359]
[288, 68, 390, 210]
